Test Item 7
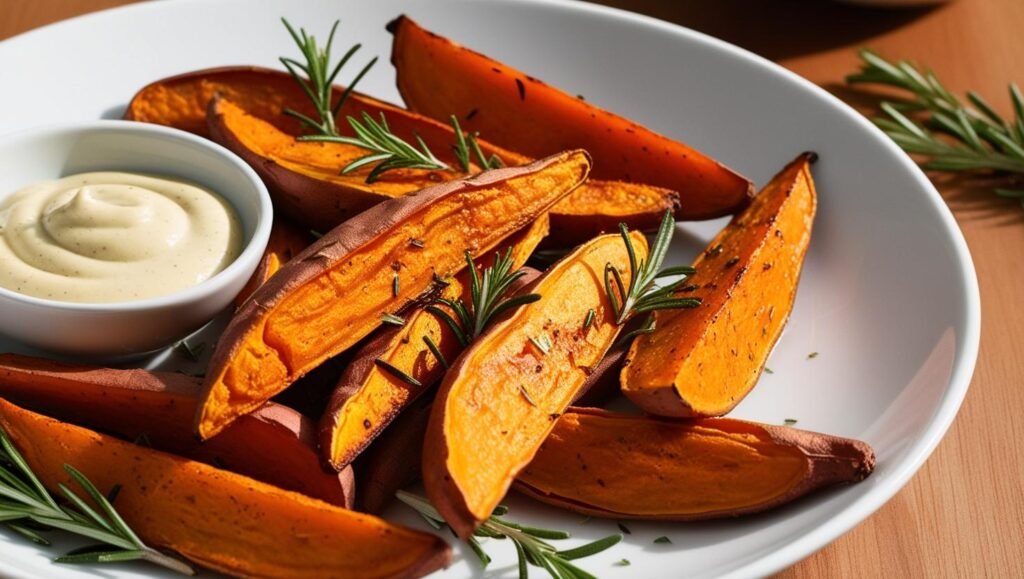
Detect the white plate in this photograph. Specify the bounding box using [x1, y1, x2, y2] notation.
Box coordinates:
[0, 1, 980, 577]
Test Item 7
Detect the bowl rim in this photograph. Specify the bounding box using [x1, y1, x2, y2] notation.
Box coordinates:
[0, 119, 274, 312]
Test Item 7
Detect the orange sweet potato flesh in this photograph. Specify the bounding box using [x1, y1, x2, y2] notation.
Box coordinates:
[235, 217, 313, 307]
[515, 408, 874, 520]
[0, 399, 449, 578]
[622, 153, 818, 417]
[0, 353, 354, 508]
[389, 15, 753, 220]
[197, 151, 590, 440]
[127, 66, 691, 243]
[319, 217, 548, 471]
[424, 232, 646, 538]
[209, 96, 453, 230]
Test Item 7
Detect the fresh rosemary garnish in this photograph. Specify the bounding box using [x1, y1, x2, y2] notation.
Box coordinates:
[450, 115, 503, 171]
[427, 250, 541, 347]
[422, 335, 449, 370]
[848, 49, 1024, 205]
[392, 273, 401, 297]
[615, 559, 631, 566]
[529, 335, 552, 355]
[583, 309, 595, 330]
[604, 211, 700, 327]
[282, 21, 503, 182]
[280, 18, 377, 138]
[616, 522, 631, 535]
[374, 359, 423, 387]
[807, 352, 819, 360]
[653, 536, 672, 544]
[381, 313, 406, 327]
[0, 428, 194, 575]
[397, 491, 621, 579]
[784, 418, 799, 426]
[517, 384, 538, 407]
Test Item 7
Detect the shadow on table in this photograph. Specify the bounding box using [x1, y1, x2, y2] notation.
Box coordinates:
[587, 0, 941, 61]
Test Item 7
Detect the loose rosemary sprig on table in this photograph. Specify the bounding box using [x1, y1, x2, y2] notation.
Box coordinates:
[605, 212, 699, 340]
[0, 428, 194, 575]
[847, 49, 1024, 205]
[398, 491, 621, 579]
[427, 249, 541, 347]
[282, 20, 501, 182]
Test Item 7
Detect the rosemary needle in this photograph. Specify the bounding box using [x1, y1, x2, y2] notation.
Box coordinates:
[397, 491, 621, 579]
[848, 49, 1024, 206]
[0, 427, 194, 575]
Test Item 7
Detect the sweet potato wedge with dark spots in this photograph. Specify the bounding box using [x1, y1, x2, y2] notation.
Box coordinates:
[196, 151, 591, 440]
[235, 217, 314, 307]
[424, 232, 646, 538]
[516, 408, 874, 520]
[389, 15, 753, 219]
[128, 66, 697, 243]
[319, 217, 548, 471]
[0, 399, 450, 578]
[0, 353, 354, 507]
[622, 153, 817, 417]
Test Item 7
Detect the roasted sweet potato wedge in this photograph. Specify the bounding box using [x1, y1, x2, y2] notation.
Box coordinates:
[0, 353, 354, 507]
[319, 217, 548, 471]
[197, 151, 590, 440]
[236, 217, 313, 307]
[0, 399, 449, 578]
[389, 15, 753, 219]
[357, 395, 434, 514]
[424, 231, 646, 538]
[622, 153, 818, 417]
[127, 66, 694, 243]
[546, 180, 680, 248]
[516, 408, 874, 520]
[209, 97, 453, 230]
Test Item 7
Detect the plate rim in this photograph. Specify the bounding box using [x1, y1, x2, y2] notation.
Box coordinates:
[0, 0, 982, 577]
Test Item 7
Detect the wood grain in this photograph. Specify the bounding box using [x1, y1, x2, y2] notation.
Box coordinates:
[3, 0, 1023, 577]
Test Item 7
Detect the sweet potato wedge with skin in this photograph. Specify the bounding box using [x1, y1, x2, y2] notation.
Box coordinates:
[0, 399, 449, 578]
[515, 408, 874, 520]
[389, 16, 753, 219]
[235, 217, 313, 307]
[129, 66, 693, 243]
[0, 353, 354, 508]
[320, 218, 548, 471]
[209, 97, 453, 230]
[424, 232, 646, 538]
[622, 153, 818, 417]
[546, 181, 680, 248]
[357, 395, 434, 514]
[196, 151, 591, 441]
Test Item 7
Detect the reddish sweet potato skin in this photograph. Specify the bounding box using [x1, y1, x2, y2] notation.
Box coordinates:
[0, 398, 451, 579]
[388, 15, 753, 219]
[0, 353, 354, 507]
[515, 408, 875, 520]
[128, 66, 700, 242]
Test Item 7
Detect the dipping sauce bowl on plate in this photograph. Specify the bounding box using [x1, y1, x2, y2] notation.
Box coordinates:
[0, 121, 272, 358]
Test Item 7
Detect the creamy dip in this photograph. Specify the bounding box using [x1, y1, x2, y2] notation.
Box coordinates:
[0, 172, 241, 303]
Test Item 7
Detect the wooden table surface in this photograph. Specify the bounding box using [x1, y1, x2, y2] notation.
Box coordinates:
[3, 0, 1022, 577]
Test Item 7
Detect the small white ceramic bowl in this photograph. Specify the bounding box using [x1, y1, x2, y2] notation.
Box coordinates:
[0, 120, 272, 358]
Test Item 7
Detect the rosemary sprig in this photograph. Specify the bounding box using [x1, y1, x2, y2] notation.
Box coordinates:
[0, 428, 194, 575]
[847, 49, 1024, 204]
[397, 491, 621, 579]
[282, 21, 502, 182]
[280, 19, 377, 137]
[605, 211, 700, 326]
[427, 249, 541, 346]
